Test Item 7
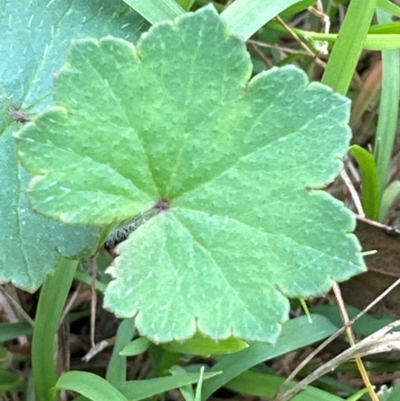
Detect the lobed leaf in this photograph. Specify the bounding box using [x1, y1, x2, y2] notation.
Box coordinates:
[15, 7, 365, 341]
[0, 0, 146, 290]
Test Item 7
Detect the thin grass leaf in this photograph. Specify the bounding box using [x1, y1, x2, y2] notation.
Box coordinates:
[114, 371, 221, 400]
[348, 145, 380, 220]
[0, 321, 33, 342]
[374, 9, 400, 209]
[120, 337, 151, 356]
[169, 366, 194, 401]
[346, 387, 374, 401]
[121, 0, 184, 24]
[194, 366, 205, 401]
[226, 371, 344, 401]
[176, 0, 196, 10]
[56, 371, 129, 401]
[201, 315, 338, 400]
[221, 0, 310, 40]
[378, 0, 400, 17]
[32, 257, 78, 401]
[106, 318, 136, 383]
[381, 180, 400, 220]
[322, 0, 377, 94]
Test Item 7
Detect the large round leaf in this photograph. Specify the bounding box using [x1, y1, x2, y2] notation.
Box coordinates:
[15, 6, 365, 341]
[0, 0, 145, 290]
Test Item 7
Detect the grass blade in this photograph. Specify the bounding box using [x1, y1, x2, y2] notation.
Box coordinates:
[31, 257, 78, 401]
[221, 0, 309, 40]
[374, 9, 400, 208]
[114, 371, 221, 400]
[348, 145, 380, 220]
[322, 0, 377, 94]
[201, 315, 338, 400]
[56, 371, 129, 401]
[121, 0, 184, 24]
[106, 318, 136, 383]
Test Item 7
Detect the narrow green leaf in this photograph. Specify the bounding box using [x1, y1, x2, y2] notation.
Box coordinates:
[56, 371, 129, 401]
[121, 0, 184, 23]
[381, 180, 400, 221]
[0, 368, 24, 392]
[378, 0, 400, 17]
[281, 0, 317, 16]
[226, 370, 344, 401]
[25, 375, 36, 401]
[170, 366, 195, 401]
[348, 145, 380, 220]
[106, 318, 136, 383]
[120, 337, 151, 356]
[221, 0, 309, 40]
[0, 321, 33, 342]
[194, 366, 205, 401]
[32, 257, 78, 401]
[311, 304, 396, 337]
[201, 315, 338, 400]
[176, 0, 196, 11]
[161, 332, 248, 355]
[346, 387, 373, 401]
[374, 9, 400, 208]
[369, 21, 400, 34]
[113, 371, 221, 400]
[322, 0, 377, 94]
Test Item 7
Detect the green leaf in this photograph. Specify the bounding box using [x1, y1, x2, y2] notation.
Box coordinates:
[369, 21, 400, 34]
[348, 145, 380, 220]
[31, 258, 78, 401]
[0, 368, 24, 392]
[0, 0, 147, 290]
[281, 0, 317, 16]
[0, 131, 99, 290]
[0, 322, 33, 342]
[169, 366, 195, 401]
[0, 0, 146, 126]
[378, 0, 400, 18]
[202, 314, 338, 399]
[374, 9, 400, 208]
[386, 380, 400, 401]
[56, 371, 129, 401]
[120, 0, 184, 23]
[226, 370, 345, 401]
[16, 7, 365, 343]
[321, 0, 376, 94]
[161, 331, 249, 355]
[106, 318, 136, 383]
[113, 371, 221, 400]
[176, 0, 197, 11]
[381, 180, 400, 221]
[221, 0, 311, 40]
[120, 337, 151, 356]
[346, 387, 374, 401]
